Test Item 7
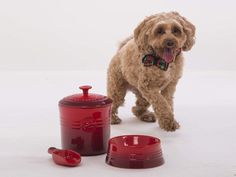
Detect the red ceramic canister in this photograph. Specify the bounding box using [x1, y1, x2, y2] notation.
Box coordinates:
[59, 85, 112, 156]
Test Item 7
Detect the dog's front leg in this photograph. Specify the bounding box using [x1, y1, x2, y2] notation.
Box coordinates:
[138, 83, 180, 131]
[161, 81, 178, 112]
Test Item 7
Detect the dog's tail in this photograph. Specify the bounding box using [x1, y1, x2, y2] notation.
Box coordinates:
[118, 36, 133, 50]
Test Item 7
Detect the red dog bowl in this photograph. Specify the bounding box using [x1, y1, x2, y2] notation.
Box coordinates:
[106, 135, 164, 169]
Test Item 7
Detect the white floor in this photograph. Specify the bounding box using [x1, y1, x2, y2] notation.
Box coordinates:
[0, 70, 235, 177]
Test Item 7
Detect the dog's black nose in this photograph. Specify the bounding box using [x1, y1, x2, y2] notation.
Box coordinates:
[164, 39, 176, 48]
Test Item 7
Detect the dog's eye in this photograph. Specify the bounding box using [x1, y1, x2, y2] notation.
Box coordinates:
[156, 27, 165, 35]
[172, 27, 181, 35]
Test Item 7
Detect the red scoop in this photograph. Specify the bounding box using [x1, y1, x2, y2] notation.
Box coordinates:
[48, 147, 81, 167]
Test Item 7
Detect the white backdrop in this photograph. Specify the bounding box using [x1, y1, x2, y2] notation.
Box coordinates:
[1, 1, 236, 177]
[0, 0, 236, 71]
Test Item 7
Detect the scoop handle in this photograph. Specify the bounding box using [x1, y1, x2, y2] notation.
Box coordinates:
[48, 147, 58, 154]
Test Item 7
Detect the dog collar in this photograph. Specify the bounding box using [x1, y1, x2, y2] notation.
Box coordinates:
[142, 49, 181, 71]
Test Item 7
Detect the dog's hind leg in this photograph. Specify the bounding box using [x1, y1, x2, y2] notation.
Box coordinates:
[132, 91, 156, 122]
[107, 59, 128, 124]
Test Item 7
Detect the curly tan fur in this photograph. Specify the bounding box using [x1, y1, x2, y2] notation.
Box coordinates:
[107, 12, 195, 131]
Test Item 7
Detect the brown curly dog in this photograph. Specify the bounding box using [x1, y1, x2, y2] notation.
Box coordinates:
[107, 12, 195, 131]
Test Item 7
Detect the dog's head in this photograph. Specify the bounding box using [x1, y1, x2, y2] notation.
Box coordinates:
[134, 12, 195, 61]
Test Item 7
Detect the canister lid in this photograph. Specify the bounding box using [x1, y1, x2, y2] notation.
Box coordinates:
[59, 85, 112, 108]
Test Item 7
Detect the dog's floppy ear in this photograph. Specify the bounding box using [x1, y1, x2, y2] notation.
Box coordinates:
[134, 15, 157, 53]
[172, 12, 196, 51]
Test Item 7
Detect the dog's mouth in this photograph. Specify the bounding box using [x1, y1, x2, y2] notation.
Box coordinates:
[155, 47, 181, 63]
[162, 48, 176, 63]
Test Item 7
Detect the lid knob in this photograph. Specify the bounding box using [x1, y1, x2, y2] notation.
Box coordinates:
[79, 85, 92, 96]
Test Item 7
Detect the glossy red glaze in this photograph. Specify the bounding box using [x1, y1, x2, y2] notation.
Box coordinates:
[59, 85, 112, 108]
[48, 147, 81, 167]
[106, 135, 164, 169]
[59, 85, 112, 156]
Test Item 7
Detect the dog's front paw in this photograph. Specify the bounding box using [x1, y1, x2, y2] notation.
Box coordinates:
[111, 114, 122, 124]
[139, 111, 156, 122]
[159, 118, 180, 132]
